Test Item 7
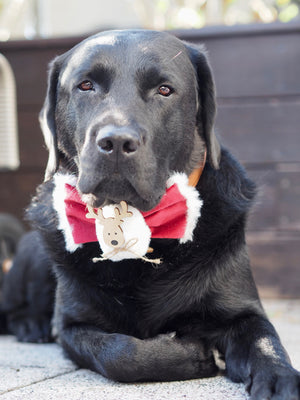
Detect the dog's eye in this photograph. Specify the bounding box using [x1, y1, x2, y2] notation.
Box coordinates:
[158, 85, 173, 97]
[78, 80, 94, 91]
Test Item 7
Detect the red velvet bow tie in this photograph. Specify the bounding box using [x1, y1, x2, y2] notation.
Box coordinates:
[52, 171, 203, 256]
[64, 180, 194, 244]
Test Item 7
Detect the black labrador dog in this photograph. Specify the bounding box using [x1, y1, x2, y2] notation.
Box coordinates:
[12, 29, 300, 398]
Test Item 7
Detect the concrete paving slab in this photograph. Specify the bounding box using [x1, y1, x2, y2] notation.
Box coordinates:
[0, 336, 77, 394]
[1, 371, 249, 400]
[0, 299, 299, 399]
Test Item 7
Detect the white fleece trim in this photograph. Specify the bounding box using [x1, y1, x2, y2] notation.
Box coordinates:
[52, 173, 81, 253]
[167, 173, 202, 243]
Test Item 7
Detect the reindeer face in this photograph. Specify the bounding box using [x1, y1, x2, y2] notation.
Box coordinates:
[102, 219, 125, 248]
[86, 201, 132, 249]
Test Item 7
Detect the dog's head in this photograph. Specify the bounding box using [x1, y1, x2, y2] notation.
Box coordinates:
[41, 30, 220, 211]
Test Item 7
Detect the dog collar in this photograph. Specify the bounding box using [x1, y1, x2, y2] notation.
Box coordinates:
[188, 149, 207, 187]
[52, 160, 205, 264]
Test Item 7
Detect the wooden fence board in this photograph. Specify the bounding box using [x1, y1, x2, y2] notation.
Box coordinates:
[216, 101, 300, 163]
[248, 235, 300, 298]
[17, 111, 47, 168]
[247, 169, 300, 232]
[176, 23, 300, 98]
[0, 171, 44, 221]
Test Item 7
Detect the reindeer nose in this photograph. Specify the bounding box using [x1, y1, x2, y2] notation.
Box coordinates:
[96, 126, 141, 156]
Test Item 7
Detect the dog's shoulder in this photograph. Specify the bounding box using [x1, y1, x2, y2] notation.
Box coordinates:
[26, 180, 68, 262]
[198, 147, 256, 231]
[27, 180, 56, 231]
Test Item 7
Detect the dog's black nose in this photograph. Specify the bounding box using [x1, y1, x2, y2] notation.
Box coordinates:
[96, 126, 141, 156]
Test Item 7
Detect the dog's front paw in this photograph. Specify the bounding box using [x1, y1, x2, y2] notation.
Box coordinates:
[249, 365, 300, 400]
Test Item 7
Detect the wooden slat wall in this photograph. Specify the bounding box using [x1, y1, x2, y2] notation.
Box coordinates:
[0, 23, 299, 297]
[178, 23, 300, 298]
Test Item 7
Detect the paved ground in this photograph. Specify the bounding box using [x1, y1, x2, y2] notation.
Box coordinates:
[1, 299, 300, 400]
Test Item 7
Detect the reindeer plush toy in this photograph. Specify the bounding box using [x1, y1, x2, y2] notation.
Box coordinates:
[86, 201, 156, 263]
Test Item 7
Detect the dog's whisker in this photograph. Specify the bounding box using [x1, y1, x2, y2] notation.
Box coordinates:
[170, 50, 183, 61]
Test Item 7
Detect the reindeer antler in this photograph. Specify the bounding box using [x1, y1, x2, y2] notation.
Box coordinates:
[86, 205, 105, 223]
[86, 205, 98, 219]
[113, 201, 133, 222]
[120, 201, 133, 218]
[86, 202, 132, 227]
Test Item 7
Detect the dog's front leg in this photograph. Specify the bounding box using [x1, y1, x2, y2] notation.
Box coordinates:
[219, 314, 300, 400]
[59, 325, 218, 382]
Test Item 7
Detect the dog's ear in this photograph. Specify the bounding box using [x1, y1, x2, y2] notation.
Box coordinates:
[39, 57, 62, 181]
[185, 44, 221, 169]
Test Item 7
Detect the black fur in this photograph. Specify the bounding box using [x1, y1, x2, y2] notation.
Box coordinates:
[6, 30, 300, 398]
[2, 231, 55, 342]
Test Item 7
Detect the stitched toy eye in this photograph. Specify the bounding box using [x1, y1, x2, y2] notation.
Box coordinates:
[158, 85, 173, 97]
[78, 80, 94, 91]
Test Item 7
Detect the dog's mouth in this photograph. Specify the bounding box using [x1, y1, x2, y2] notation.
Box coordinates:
[79, 176, 165, 212]
[77, 147, 169, 211]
